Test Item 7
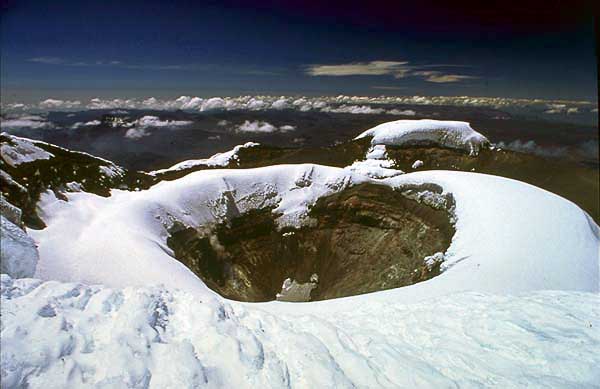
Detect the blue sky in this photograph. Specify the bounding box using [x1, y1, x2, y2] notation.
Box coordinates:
[1, 0, 597, 102]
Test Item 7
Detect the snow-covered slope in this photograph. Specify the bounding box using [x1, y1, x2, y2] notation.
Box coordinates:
[2, 274, 599, 388]
[29, 165, 599, 301]
[149, 142, 260, 176]
[30, 165, 361, 293]
[355, 119, 490, 156]
[1, 133, 154, 228]
[0, 136, 54, 167]
[3, 135, 599, 388]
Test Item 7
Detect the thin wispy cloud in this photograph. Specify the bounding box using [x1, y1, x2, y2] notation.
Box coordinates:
[412, 71, 478, 83]
[306, 61, 411, 77]
[28, 57, 201, 71]
[371, 85, 407, 90]
[26, 57, 283, 75]
[29, 57, 65, 65]
[306, 60, 478, 83]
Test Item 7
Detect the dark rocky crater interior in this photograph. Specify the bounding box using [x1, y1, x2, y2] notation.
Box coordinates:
[168, 183, 456, 302]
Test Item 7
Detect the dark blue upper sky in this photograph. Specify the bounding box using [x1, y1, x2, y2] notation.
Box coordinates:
[1, 0, 597, 101]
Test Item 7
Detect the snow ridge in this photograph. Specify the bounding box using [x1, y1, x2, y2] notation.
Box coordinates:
[150, 142, 260, 175]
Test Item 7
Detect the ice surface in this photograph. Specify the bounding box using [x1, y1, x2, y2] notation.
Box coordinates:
[0, 196, 22, 226]
[0, 216, 39, 278]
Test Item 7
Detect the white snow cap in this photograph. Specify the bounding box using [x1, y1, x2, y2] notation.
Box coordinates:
[355, 119, 489, 156]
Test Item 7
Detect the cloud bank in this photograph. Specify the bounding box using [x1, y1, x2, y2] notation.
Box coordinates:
[1, 95, 595, 121]
[0, 115, 54, 130]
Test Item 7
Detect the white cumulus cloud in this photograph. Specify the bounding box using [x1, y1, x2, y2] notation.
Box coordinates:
[71, 120, 101, 129]
[39, 99, 81, 109]
[322, 105, 385, 114]
[234, 120, 296, 134]
[124, 127, 151, 139]
[124, 116, 192, 140]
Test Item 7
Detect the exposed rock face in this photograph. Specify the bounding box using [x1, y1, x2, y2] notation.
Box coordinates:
[168, 183, 455, 302]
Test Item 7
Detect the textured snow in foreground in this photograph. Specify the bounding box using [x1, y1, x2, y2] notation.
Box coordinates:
[2, 274, 599, 388]
[29, 165, 599, 301]
[356, 119, 490, 156]
[149, 142, 260, 175]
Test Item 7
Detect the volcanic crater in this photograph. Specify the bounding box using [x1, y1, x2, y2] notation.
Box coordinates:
[167, 182, 456, 302]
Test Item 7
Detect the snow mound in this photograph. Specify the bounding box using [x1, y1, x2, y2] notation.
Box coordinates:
[344, 159, 403, 179]
[149, 142, 260, 175]
[2, 274, 599, 388]
[365, 144, 388, 160]
[0, 216, 39, 278]
[412, 159, 424, 169]
[355, 119, 490, 156]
